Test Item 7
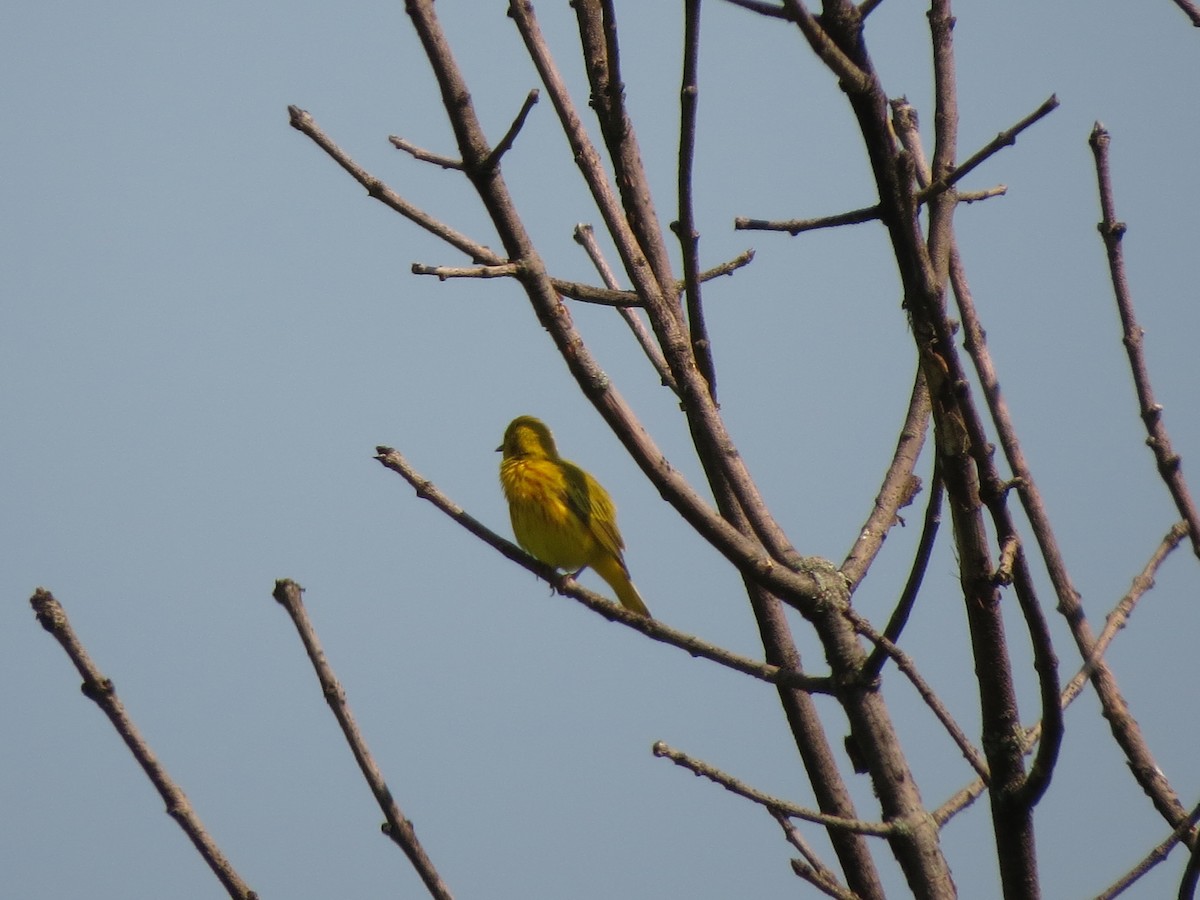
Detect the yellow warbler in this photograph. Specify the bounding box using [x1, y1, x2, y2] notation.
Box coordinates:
[498, 415, 651, 617]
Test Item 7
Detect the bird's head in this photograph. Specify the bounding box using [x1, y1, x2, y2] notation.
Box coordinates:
[498, 415, 560, 460]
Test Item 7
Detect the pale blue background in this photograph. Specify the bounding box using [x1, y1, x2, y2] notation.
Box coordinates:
[4, 2, 1199, 897]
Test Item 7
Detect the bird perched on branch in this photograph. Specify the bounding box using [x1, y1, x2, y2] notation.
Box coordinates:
[498, 415, 651, 618]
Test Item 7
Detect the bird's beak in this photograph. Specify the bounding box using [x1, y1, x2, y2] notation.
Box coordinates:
[495, 443, 503, 452]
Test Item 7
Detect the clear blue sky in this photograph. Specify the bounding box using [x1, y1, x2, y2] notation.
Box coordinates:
[4, 2, 1199, 897]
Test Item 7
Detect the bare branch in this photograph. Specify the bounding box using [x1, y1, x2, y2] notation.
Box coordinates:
[573, 223, 676, 389]
[411, 262, 520, 280]
[958, 184, 1007, 203]
[920, 95, 1060, 203]
[1097, 801, 1200, 899]
[736, 90, 1043, 241]
[732, 181, 1007, 236]
[1058, 521, 1189, 715]
[772, 811, 861, 900]
[846, 607, 989, 779]
[373, 446, 831, 693]
[941, 522, 1193, 839]
[289, 105, 498, 263]
[861, 469, 944, 682]
[908, 122, 1192, 835]
[675, 0, 718, 397]
[652, 741, 897, 836]
[388, 134, 463, 170]
[551, 278, 642, 307]
[734, 204, 881, 234]
[481, 88, 540, 171]
[931, 778, 987, 829]
[696, 248, 755, 281]
[1090, 123, 1200, 561]
[934, 86, 1064, 823]
[897, 87, 1066, 823]
[1008, 541, 1064, 809]
[924, 6, 1042, 888]
[841, 366, 931, 588]
[1179, 845, 1200, 900]
[507, 1, 669, 316]
[1169, 0, 1200, 26]
[779, 0, 872, 92]
[576, 0, 680, 304]
[925, 2, 959, 280]
[29, 590, 258, 900]
[271, 580, 454, 900]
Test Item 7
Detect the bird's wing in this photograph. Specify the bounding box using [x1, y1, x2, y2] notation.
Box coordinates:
[562, 460, 626, 561]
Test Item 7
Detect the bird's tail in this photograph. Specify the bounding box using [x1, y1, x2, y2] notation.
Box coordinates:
[593, 556, 652, 618]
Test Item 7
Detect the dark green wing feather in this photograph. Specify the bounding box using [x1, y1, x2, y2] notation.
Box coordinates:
[561, 459, 626, 561]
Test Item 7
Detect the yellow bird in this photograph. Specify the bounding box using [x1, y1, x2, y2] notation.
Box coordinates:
[498, 415, 651, 617]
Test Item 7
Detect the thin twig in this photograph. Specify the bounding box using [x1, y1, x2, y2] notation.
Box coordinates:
[388, 135, 463, 170]
[841, 366, 931, 589]
[733, 183, 1006, 235]
[1178, 826, 1200, 900]
[1054, 521, 1188, 723]
[552, 278, 643, 307]
[931, 778, 987, 828]
[861, 469, 943, 683]
[959, 184, 1007, 203]
[770, 810, 861, 900]
[736, 92, 1056, 238]
[676, 0, 718, 398]
[919, 95, 1059, 203]
[780, 0, 871, 92]
[696, 248, 755, 281]
[734, 204, 881, 234]
[290, 106, 497, 263]
[29, 589, 258, 900]
[574, 0, 681, 313]
[411, 262, 520, 280]
[481, 88, 540, 171]
[1090, 123, 1200, 560]
[297, 106, 647, 312]
[1007, 538, 1063, 808]
[573, 223, 677, 390]
[272, 580, 454, 900]
[652, 741, 897, 836]
[845, 607, 989, 779]
[1096, 800, 1200, 899]
[723, 0, 792, 19]
[374, 446, 830, 693]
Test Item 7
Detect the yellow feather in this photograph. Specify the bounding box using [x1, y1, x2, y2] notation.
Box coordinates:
[498, 416, 651, 617]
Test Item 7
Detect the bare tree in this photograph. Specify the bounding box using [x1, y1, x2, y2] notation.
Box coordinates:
[31, 2, 1200, 898]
